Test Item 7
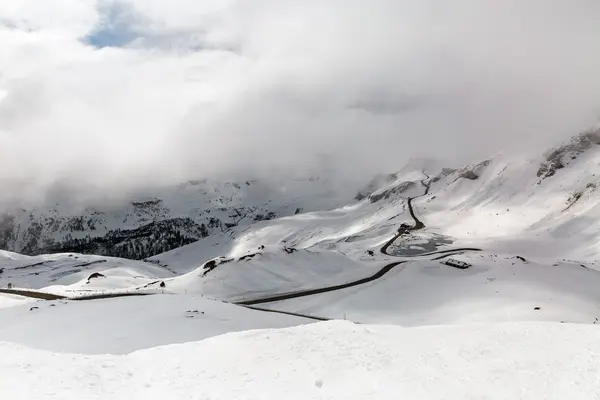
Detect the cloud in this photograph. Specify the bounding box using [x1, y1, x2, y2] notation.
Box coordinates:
[0, 0, 98, 36]
[1, 0, 600, 205]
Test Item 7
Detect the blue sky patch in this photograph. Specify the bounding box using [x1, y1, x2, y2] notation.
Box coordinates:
[85, 2, 140, 48]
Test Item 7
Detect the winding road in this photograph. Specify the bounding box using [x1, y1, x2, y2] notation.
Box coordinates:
[235, 172, 481, 308]
[380, 174, 431, 255]
[1, 172, 481, 323]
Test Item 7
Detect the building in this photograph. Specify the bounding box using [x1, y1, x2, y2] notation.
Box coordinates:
[442, 258, 471, 269]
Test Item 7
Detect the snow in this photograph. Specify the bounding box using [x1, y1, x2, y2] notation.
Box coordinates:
[0, 293, 37, 309]
[2, 174, 356, 260]
[1, 246, 373, 302]
[260, 252, 600, 325]
[146, 231, 232, 272]
[165, 248, 369, 302]
[0, 168, 426, 302]
[131, 172, 421, 272]
[416, 132, 600, 260]
[227, 180, 418, 262]
[148, 184, 414, 272]
[3, 131, 600, 397]
[0, 252, 174, 299]
[3, 320, 600, 399]
[0, 294, 313, 354]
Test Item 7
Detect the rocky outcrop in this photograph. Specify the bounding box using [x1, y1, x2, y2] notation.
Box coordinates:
[430, 168, 457, 184]
[369, 181, 416, 203]
[355, 173, 398, 201]
[457, 160, 490, 181]
[538, 130, 600, 182]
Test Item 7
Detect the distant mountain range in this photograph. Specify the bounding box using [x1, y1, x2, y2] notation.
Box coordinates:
[0, 177, 355, 260]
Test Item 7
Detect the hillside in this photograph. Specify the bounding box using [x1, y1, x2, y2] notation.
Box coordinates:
[0, 176, 354, 260]
[416, 128, 600, 259]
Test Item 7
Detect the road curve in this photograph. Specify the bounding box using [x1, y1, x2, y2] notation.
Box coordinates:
[235, 248, 478, 307]
[236, 261, 406, 306]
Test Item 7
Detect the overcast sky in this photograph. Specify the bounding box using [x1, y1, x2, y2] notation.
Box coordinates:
[1, 0, 600, 203]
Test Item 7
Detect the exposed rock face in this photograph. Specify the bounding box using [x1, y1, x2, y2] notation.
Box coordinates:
[538, 130, 600, 182]
[430, 168, 457, 184]
[369, 181, 416, 203]
[460, 170, 479, 180]
[87, 272, 105, 280]
[355, 173, 398, 201]
[457, 160, 491, 181]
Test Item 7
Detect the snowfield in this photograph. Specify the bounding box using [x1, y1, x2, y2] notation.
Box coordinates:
[3, 320, 600, 400]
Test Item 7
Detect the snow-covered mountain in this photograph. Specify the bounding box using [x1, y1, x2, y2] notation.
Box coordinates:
[4, 126, 600, 398]
[0, 176, 357, 260]
[418, 126, 600, 259]
[8, 126, 599, 265]
[4, 127, 600, 298]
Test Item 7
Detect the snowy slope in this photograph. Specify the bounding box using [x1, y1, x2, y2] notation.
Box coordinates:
[260, 252, 600, 325]
[0, 251, 173, 291]
[145, 231, 232, 273]
[0, 293, 36, 310]
[164, 247, 369, 302]
[3, 320, 600, 399]
[0, 295, 312, 354]
[149, 168, 424, 271]
[415, 129, 600, 259]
